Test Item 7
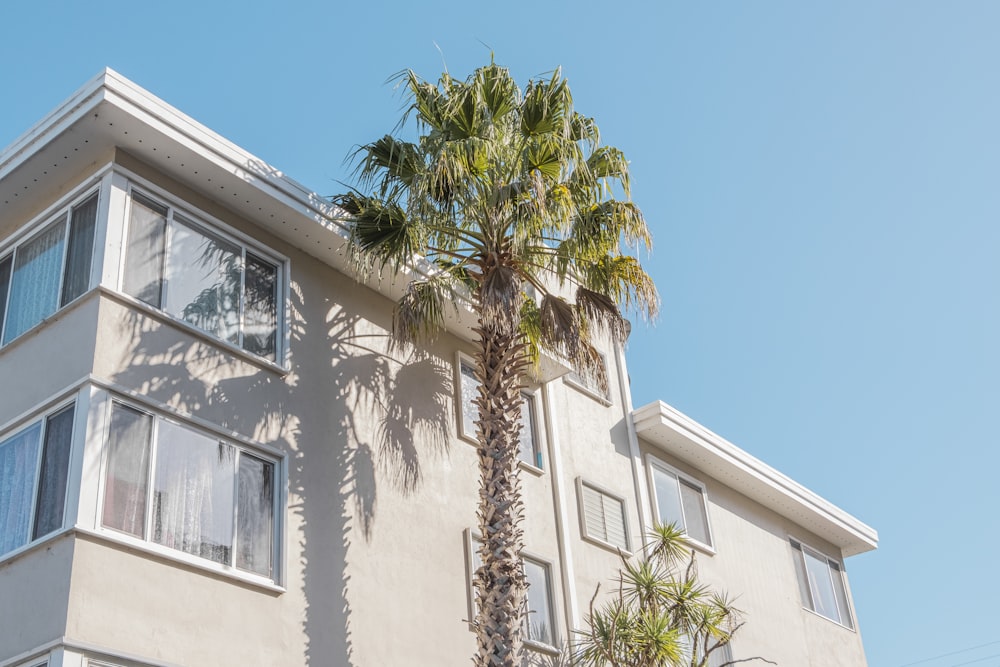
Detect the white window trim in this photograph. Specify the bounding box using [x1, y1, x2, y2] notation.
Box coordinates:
[575, 478, 632, 555]
[0, 392, 81, 566]
[455, 352, 547, 473]
[92, 391, 286, 590]
[789, 536, 856, 631]
[0, 178, 105, 347]
[645, 454, 716, 554]
[464, 529, 562, 655]
[112, 175, 290, 368]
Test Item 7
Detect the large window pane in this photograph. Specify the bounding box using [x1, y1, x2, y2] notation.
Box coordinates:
[32, 406, 75, 539]
[651, 466, 683, 530]
[3, 221, 66, 344]
[243, 253, 277, 360]
[152, 421, 236, 565]
[460, 361, 478, 438]
[236, 454, 274, 576]
[102, 404, 153, 538]
[60, 194, 98, 306]
[123, 195, 167, 308]
[803, 547, 841, 622]
[523, 558, 554, 646]
[830, 562, 854, 629]
[165, 219, 240, 345]
[0, 423, 42, 554]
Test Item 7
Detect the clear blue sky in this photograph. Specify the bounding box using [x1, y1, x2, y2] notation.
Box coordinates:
[2, 2, 996, 666]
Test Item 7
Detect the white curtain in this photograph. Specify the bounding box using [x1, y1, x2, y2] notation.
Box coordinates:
[0, 423, 42, 555]
[152, 421, 235, 565]
[102, 404, 153, 538]
[3, 221, 65, 345]
[236, 454, 273, 576]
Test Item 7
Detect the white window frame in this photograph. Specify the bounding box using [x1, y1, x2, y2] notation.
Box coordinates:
[0, 396, 79, 564]
[789, 537, 855, 630]
[455, 352, 546, 472]
[646, 454, 715, 553]
[115, 182, 289, 368]
[94, 394, 285, 588]
[464, 529, 561, 656]
[576, 478, 631, 554]
[0, 184, 102, 347]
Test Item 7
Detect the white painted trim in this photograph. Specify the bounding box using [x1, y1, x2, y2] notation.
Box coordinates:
[633, 400, 878, 556]
[645, 453, 717, 554]
[615, 338, 652, 547]
[454, 352, 478, 445]
[789, 536, 857, 632]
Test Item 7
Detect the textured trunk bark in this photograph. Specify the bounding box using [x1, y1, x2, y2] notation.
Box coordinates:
[472, 317, 529, 667]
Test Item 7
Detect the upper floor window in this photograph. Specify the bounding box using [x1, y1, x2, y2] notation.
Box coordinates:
[0, 192, 98, 346]
[790, 539, 854, 629]
[564, 352, 611, 402]
[0, 402, 76, 558]
[101, 401, 277, 580]
[458, 357, 543, 469]
[578, 479, 629, 552]
[121, 191, 281, 362]
[647, 457, 714, 550]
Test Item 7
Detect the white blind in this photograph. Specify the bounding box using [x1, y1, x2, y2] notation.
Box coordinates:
[582, 484, 628, 550]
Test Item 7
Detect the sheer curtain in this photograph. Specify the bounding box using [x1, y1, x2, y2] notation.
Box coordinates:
[0, 424, 42, 555]
[102, 404, 153, 538]
[122, 196, 167, 308]
[152, 421, 235, 565]
[3, 221, 66, 345]
[236, 454, 273, 576]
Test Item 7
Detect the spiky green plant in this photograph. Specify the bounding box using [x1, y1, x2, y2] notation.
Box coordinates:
[332, 61, 658, 667]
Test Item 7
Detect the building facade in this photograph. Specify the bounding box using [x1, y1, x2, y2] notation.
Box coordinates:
[0, 70, 877, 667]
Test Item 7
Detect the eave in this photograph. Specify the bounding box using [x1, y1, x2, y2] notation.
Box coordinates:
[633, 400, 878, 557]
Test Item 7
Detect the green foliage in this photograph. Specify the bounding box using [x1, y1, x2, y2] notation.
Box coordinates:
[572, 524, 747, 667]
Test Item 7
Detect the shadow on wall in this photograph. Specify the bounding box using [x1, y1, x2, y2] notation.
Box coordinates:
[108, 267, 451, 666]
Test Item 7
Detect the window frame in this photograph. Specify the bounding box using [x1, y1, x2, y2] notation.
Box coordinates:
[576, 478, 631, 554]
[117, 184, 288, 366]
[455, 352, 546, 472]
[645, 454, 715, 553]
[465, 529, 561, 656]
[0, 185, 101, 347]
[789, 537, 855, 630]
[0, 396, 78, 563]
[95, 396, 284, 587]
[562, 351, 613, 404]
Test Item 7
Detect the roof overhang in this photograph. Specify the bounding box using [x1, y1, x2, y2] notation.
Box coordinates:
[0, 68, 572, 381]
[633, 400, 878, 557]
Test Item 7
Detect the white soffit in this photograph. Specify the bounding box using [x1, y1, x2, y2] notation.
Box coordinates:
[0, 68, 486, 341]
[633, 401, 878, 557]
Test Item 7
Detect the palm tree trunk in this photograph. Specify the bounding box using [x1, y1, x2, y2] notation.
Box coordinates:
[472, 316, 529, 667]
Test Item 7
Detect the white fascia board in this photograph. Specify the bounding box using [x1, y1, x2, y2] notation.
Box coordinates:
[632, 400, 878, 557]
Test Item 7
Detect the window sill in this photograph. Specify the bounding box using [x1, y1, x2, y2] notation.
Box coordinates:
[99, 287, 289, 375]
[684, 536, 716, 557]
[0, 527, 73, 569]
[801, 605, 856, 632]
[524, 640, 561, 657]
[519, 460, 545, 476]
[0, 287, 98, 357]
[562, 376, 612, 406]
[581, 532, 632, 558]
[76, 526, 285, 594]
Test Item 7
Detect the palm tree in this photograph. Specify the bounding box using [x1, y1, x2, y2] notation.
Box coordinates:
[333, 61, 658, 667]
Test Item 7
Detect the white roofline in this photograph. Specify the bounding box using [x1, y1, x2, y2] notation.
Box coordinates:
[633, 400, 877, 556]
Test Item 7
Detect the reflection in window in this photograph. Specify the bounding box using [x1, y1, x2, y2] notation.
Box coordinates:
[102, 402, 275, 578]
[649, 461, 713, 548]
[122, 192, 280, 360]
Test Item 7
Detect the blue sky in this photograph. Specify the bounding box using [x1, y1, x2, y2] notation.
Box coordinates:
[2, 2, 997, 665]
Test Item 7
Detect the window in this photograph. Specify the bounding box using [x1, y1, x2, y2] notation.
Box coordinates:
[790, 539, 853, 628]
[122, 191, 281, 361]
[458, 357, 543, 469]
[564, 352, 611, 401]
[469, 537, 557, 649]
[0, 403, 75, 558]
[648, 458, 713, 549]
[0, 193, 98, 346]
[578, 480, 629, 551]
[101, 401, 277, 579]
[680, 635, 733, 667]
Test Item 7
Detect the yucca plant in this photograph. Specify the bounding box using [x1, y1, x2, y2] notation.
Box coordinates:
[333, 61, 658, 667]
[574, 524, 772, 667]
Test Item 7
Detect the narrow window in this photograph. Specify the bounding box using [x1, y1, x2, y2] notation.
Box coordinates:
[102, 404, 153, 538]
[460, 358, 542, 468]
[649, 461, 713, 549]
[580, 481, 628, 550]
[518, 392, 542, 469]
[459, 360, 478, 439]
[0, 403, 75, 557]
[60, 193, 99, 306]
[0, 255, 11, 342]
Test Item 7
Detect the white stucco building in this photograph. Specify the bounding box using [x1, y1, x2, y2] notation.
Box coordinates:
[0, 70, 877, 667]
